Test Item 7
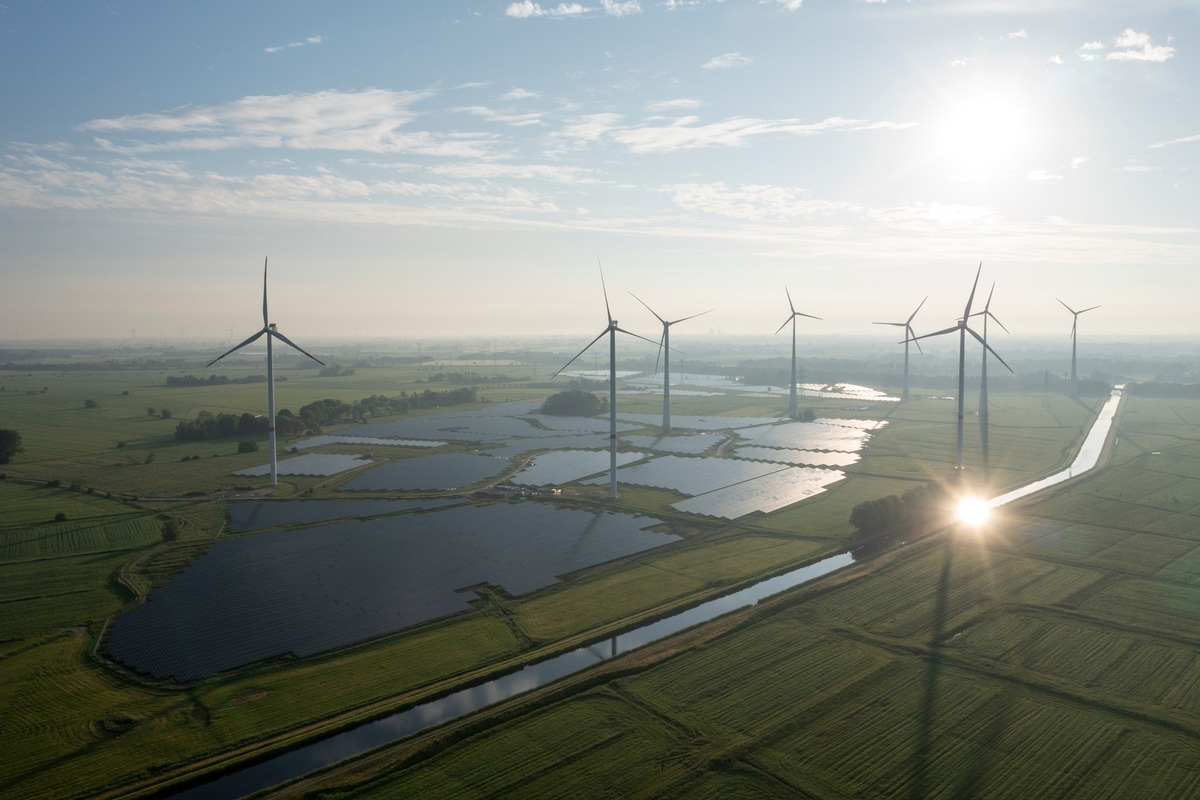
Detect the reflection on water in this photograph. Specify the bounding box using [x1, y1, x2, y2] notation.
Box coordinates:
[986, 385, 1123, 510]
[168, 553, 854, 800]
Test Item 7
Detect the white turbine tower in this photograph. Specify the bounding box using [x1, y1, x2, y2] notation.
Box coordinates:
[873, 296, 927, 401]
[775, 287, 821, 419]
[1058, 299, 1100, 399]
[554, 266, 657, 499]
[208, 258, 324, 486]
[911, 264, 1012, 473]
[630, 293, 712, 435]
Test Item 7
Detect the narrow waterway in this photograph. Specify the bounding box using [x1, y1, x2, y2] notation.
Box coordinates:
[168, 386, 1124, 799]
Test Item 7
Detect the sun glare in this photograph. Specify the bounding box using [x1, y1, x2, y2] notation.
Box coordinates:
[957, 497, 991, 527]
[933, 82, 1032, 177]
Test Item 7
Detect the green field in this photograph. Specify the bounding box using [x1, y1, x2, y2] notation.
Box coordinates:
[0, 356, 1125, 799]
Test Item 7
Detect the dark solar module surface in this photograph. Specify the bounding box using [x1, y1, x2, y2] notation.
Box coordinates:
[105, 503, 674, 681]
[338, 452, 509, 491]
[229, 498, 462, 532]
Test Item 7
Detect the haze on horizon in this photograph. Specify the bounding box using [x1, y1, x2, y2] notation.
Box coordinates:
[1, 1, 1196, 341]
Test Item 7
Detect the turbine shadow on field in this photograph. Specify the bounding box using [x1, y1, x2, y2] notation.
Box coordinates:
[909, 535, 955, 800]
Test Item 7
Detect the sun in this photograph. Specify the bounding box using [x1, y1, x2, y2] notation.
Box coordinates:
[956, 497, 992, 528]
[931, 80, 1033, 178]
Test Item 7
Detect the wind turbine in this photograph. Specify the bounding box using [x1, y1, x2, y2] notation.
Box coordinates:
[775, 288, 821, 418]
[554, 266, 658, 499]
[873, 296, 927, 401]
[208, 258, 324, 486]
[911, 264, 1012, 473]
[630, 293, 712, 434]
[1058, 299, 1100, 399]
[971, 284, 1009, 420]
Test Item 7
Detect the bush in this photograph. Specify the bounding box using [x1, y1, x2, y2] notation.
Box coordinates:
[540, 389, 609, 417]
[84, 399, 99, 408]
[238, 440, 259, 453]
[54, 512, 67, 522]
[161, 519, 181, 542]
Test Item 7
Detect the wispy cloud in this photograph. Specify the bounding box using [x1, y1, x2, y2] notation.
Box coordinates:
[1149, 133, 1200, 149]
[646, 98, 702, 112]
[604, 115, 914, 154]
[264, 35, 322, 54]
[773, 0, 804, 10]
[76, 90, 503, 157]
[1025, 169, 1062, 182]
[453, 105, 544, 127]
[504, 2, 586, 18]
[702, 52, 752, 71]
[667, 181, 855, 220]
[504, 87, 541, 100]
[601, 0, 642, 16]
[1009, 28, 1028, 39]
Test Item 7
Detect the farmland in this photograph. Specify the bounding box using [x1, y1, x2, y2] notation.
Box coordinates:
[0, 342, 1171, 799]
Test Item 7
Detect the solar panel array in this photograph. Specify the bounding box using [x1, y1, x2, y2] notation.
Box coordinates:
[338, 452, 508, 491]
[233, 453, 374, 477]
[511, 450, 648, 486]
[732, 445, 860, 468]
[104, 503, 676, 681]
[294, 434, 446, 449]
[672, 466, 845, 519]
[229, 498, 460, 532]
[614, 412, 775, 431]
[736, 422, 871, 452]
[584, 455, 784, 495]
[622, 433, 725, 455]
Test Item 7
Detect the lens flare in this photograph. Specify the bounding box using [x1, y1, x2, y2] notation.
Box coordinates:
[957, 497, 991, 527]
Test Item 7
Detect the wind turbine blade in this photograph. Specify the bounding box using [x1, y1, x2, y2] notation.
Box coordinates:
[597, 257, 613, 324]
[774, 315, 794, 335]
[907, 324, 924, 354]
[1057, 298, 1078, 315]
[207, 329, 265, 367]
[989, 311, 1010, 334]
[262, 257, 269, 329]
[962, 262, 982, 320]
[1079, 304, 1101, 314]
[911, 324, 960, 343]
[785, 286, 796, 314]
[794, 311, 822, 321]
[552, 329, 608, 378]
[269, 329, 326, 366]
[670, 308, 714, 325]
[983, 282, 996, 312]
[907, 295, 928, 324]
[968, 327, 1014, 373]
[654, 330, 665, 375]
[629, 292, 666, 325]
[873, 321, 906, 327]
[613, 325, 662, 348]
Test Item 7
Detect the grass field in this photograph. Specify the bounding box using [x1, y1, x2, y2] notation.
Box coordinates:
[0, 357, 1117, 799]
[271, 390, 1200, 799]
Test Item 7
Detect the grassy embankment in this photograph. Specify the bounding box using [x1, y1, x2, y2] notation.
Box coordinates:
[0, 362, 1099, 799]
[275, 392, 1200, 800]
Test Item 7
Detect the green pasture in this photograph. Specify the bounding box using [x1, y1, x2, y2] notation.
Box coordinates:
[0, 362, 1123, 799]
[290, 392, 1200, 800]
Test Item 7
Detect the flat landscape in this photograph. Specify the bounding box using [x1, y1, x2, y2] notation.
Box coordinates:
[0, 341, 1193, 800]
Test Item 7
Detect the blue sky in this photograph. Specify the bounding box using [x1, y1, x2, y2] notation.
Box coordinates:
[1, 1, 1196, 342]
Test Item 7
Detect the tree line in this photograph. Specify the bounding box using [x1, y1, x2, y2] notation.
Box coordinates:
[166, 374, 266, 387]
[848, 483, 949, 557]
[172, 386, 479, 441]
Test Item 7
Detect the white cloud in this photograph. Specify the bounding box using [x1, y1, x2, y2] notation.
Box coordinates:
[1025, 170, 1062, 182]
[1071, 156, 1089, 169]
[1080, 41, 1105, 51]
[454, 105, 543, 127]
[1107, 29, 1174, 62]
[558, 112, 624, 143]
[1149, 133, 1200, 149]
[1049, 54, 1063, 65]
[667, 181, 854, 220]
[702, 52, 752, 71]
[606, 115, 914, 154]
[79, 90, 505, 158]
[265, 35, 322, 54]
[1009, 28, 1028, 39]
[504, 87, 540, 100]
[601, 0, 642, 15]
[1120, 165, 1161, 172]
[505, 1, 586, 18]
[646, 98, 702, 112]
[773, 0, 804, 10]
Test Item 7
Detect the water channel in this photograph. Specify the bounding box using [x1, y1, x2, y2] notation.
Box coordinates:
[169, 386, 1125, 799]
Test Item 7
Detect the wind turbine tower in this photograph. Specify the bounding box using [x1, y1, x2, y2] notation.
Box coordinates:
[1058, 299, 1100, 399]
[775, 288, 821, 418]
[555, 267, 657, 498]
[630, 293, 712, 434]
[873, 296, 926, 401]
[208, 258, 325, 486]
[912, 264, 1012, 473]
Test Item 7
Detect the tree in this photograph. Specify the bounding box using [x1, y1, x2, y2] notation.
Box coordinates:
[159, 408, 172, 420]
[540, 390, 609, 417]
[84, 399, 99, 408]
[0, 429, 23, 464]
